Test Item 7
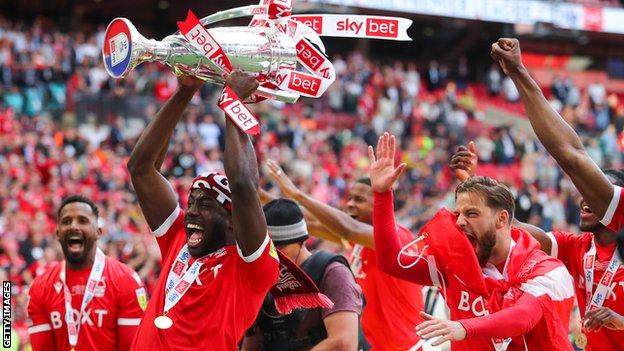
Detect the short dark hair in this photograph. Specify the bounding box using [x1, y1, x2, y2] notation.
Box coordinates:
[456, 176, 515, 224]
[57, 195, 99, 219]
[604, 169, 624, 187]
[263, 199, 308, 245]
[355, 177, 371, 187]
[263, 199, 304, 227]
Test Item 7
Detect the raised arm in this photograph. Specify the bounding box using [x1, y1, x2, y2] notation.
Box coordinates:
[222, 71, 265, 256]
[266, 159, 375, 248]
[369, 132, 433, 285]
[491, 38, 614, 220]
[512, 219, 552, 254]
[258, 186, 345, 245]
[305, 214, 349, 246]
[127, 76, 204, 230]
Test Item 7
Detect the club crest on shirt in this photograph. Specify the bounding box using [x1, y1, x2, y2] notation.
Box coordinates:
[135, 287, 148, 311]
[94, 277, 107, 297]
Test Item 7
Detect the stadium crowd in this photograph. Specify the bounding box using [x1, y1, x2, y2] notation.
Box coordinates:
[1, 15, 624, 349]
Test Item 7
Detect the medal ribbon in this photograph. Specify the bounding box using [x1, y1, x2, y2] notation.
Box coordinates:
[163, 245, 211, 314]
[583, 238, 622, 314]
[60, 248, 105, 348]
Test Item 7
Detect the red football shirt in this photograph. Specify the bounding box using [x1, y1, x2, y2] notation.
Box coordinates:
[547, 230, 624, 351]
[349, 226, 425, 351]
[131, 206, 279, 351]
[27, 257, 145, 351]
[601, 185, 624, 231]
[373, 191, 575, 351]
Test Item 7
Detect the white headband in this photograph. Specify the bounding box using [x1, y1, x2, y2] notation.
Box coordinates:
[267, 219, 308, 244]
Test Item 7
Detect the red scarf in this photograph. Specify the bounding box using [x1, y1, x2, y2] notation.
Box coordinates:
[483, 229, 571, 350]
[271, 250, 333, 314]
[421, 209, 570, 349]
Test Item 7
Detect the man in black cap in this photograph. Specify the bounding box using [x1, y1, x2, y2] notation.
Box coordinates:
[242, 198, 363, 351]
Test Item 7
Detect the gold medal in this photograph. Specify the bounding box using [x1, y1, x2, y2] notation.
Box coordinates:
[574, 333, 587, 349]
[154, 315, 173, 330]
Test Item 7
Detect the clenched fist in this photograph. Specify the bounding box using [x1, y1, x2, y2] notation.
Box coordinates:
[490, 38, 524, 76]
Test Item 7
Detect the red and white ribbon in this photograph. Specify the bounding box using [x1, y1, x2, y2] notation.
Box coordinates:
[177, 11, 233, 75]
[249, 0, 292, 27]
[178, 10, 261, 136]
[163, 245, 208, 314]
[268, 19, 335, 98]
[176, 5, 413, 133]
[218, 86, 261, 135]
[289, 14, 412, 41]
[61, 248, 105, 348]
[584, 238, 622, 313]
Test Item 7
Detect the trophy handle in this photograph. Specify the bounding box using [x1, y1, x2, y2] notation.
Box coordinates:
[173, 5, 266, 35]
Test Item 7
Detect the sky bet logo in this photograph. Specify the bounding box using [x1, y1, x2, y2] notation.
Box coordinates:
[336, 18, 399, 38]
[3, 281, 11, 348]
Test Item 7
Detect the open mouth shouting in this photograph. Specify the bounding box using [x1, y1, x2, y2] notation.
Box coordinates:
[580, 204, 594, 222]
[186, 223, 205, 248]
[464, 231, 479, 252]
[66, 235, 85, 255]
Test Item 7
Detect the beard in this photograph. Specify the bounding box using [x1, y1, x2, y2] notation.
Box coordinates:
[61, 240, 94, 266]
[477, 230, 497, 267]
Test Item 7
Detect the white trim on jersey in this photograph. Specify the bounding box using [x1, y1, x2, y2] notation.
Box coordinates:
[426, 255, 442, 287]
[519, 266, 575, 301]
[600, 185, 622, 227]
[27, 324, 51, 334]
[117, 318, 142, 326]
[236, 233, 270, 263]
[544, 231, 558, 258]
[153, 205, 181, 237]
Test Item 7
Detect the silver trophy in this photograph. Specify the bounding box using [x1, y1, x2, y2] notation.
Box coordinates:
[102, 6, 301, 103]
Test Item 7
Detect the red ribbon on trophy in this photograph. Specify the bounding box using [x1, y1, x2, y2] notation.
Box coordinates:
[168, 0, 412, 135]
[177, 11, 262, 136]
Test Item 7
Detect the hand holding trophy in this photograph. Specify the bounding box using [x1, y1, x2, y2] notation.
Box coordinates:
[102, 0, 413, 134]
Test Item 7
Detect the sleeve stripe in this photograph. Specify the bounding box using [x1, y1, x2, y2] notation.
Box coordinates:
[236, 233, 270, 263]
[426, 255, 442, 287]
[600, 185, 621, 227]
[28, 324, 51, 334]
[520, 266, 575, 301]
[117, 318, 142, 326]
[152, 205, 181, 237]
[544, 231, 558, 258]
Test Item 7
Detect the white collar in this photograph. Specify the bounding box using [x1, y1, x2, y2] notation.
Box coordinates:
[482, 239, 515, 281]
